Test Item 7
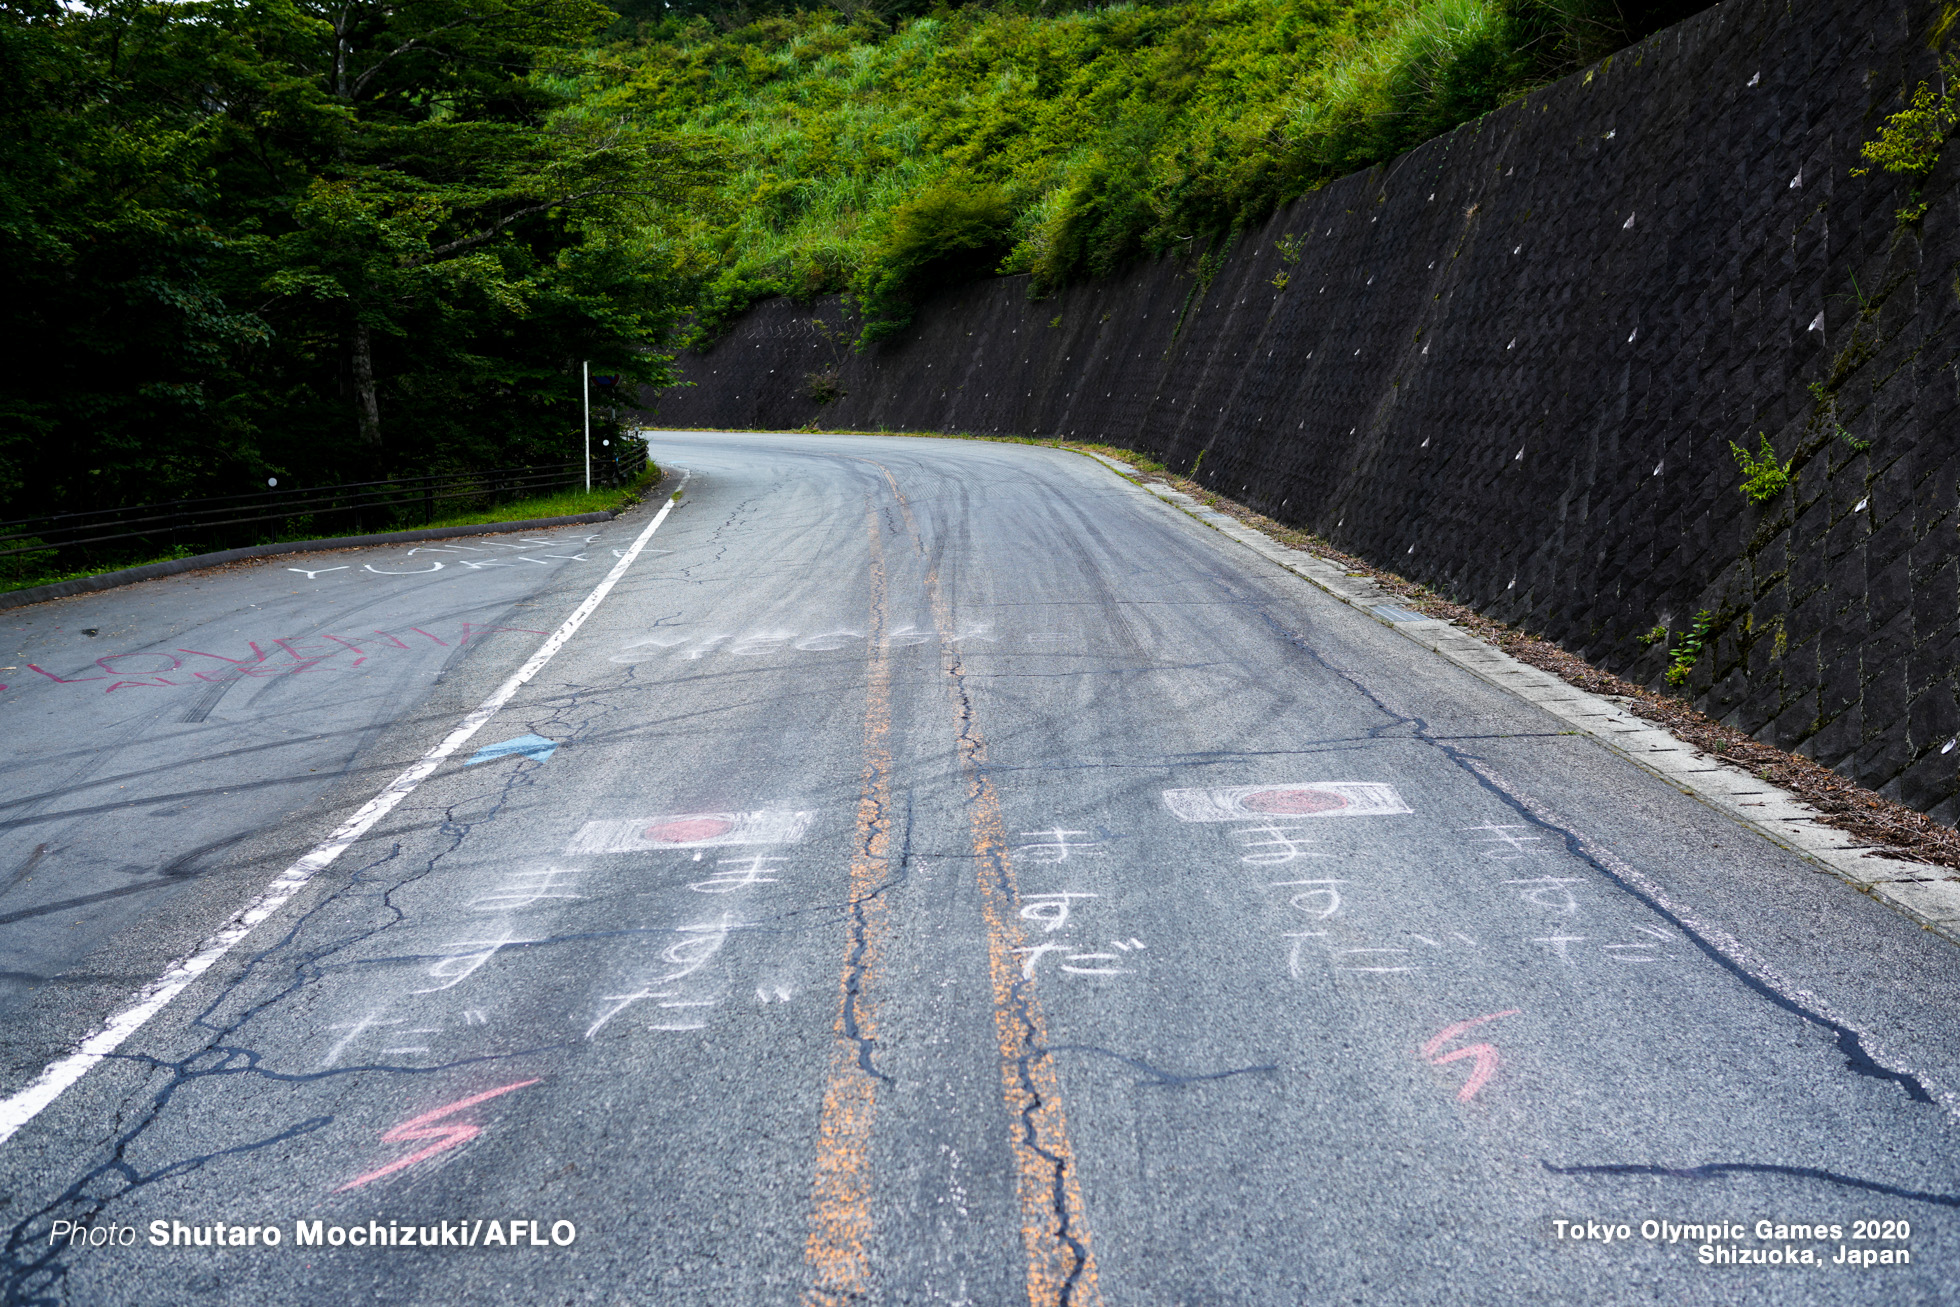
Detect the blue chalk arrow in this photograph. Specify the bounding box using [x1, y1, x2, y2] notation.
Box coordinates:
[466, 733, 559, 766]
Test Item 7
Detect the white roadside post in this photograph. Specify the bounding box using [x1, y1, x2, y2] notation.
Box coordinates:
[582, 360, 592, 492]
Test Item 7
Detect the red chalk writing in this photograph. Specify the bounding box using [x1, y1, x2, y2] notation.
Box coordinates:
[1420, 1009, 1520, 1102]
[335, 1078, 540, 1192]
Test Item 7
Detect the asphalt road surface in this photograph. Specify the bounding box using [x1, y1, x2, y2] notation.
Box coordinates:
[0, 432, 1956, 1306]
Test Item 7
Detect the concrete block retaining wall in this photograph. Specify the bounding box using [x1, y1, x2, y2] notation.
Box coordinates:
[644, 0, 1960, 821]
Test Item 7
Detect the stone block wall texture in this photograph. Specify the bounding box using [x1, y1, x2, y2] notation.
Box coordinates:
[643, 0, 1960, 822]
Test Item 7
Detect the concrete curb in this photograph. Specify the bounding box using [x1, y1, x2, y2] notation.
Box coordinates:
[1080, 450, 1960, 949]
[0, 512, 618, 612]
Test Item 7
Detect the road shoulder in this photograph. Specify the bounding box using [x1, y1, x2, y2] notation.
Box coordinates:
[1078, 449, 1960, 951]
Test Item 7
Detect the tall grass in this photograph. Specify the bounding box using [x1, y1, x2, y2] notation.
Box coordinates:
[570, 0, 1688, 341]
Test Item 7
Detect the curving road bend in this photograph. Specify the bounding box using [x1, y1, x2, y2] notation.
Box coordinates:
[0, 433, 1954, 1304]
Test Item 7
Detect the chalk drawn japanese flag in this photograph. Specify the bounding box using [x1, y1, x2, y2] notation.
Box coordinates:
[1161, 782, 1411, 822]
[567, 810, 815, 853]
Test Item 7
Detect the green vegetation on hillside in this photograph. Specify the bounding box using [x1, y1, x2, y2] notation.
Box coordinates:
[569, 0, 1705, 340]
[0, 0, 1701, 532]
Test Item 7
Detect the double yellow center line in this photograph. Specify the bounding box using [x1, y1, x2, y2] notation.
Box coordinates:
[803, 464, 1104, 1306]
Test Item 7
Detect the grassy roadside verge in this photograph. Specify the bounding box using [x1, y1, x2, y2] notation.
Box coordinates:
[0, 464, 662, 598]
[419, 467, 661, 530]
[728, 424, 1960, 870]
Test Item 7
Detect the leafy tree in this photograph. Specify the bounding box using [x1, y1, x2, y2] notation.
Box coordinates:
[0, 0, 719, 524]
[1850, 53, 1959, 221]
[0, 0, 271, 511]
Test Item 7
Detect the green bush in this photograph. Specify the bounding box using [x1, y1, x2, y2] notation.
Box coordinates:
[1853, 58, 1960, 179]
[1850, 54, 1960, 221]
[857, 177, 1015, 340]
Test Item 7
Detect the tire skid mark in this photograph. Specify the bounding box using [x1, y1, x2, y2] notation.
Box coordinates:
[0, 661, 613, 1302]
[803, 495, 899, 1306]
[0, 506, 688, 1302]
[0, 830, 253, 926]
[863, 458, 1103, 1307]
[0, 485, 687, 1167]
[1220, 568, 1938, 1109]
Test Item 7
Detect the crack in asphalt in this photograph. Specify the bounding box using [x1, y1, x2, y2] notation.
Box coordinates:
[839, 788, 912, 1087]
[1224, 573, 1937, 1109]
[945, 645, 1094, 1307]
[0, 664, 631, 1301]
[1540, 1160, 1960, 1207]
[1043, 1044, 1281, 1088]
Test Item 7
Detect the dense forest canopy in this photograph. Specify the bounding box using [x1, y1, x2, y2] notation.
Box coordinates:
[0, 0, 715, 519]
[0, 0, 1701, 524]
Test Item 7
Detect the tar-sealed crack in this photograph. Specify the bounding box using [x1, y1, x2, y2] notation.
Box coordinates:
[1186, 568, 1960, 1214]
[947, 648, 1093, 1307]
[1210, 565, 1938, 1106]
[868, 442, 1100, 1304]
[841, 789, 913, 1085]
[1540, 1160, 1960, 1207]
[672, 490, 762, 583]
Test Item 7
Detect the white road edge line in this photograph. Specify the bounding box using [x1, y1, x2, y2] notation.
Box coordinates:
[1076, 449, 1960, 948]
[0, 471, 692, 1147]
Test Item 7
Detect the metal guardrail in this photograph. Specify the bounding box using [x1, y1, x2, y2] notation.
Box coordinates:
[0, 441, 649, 562]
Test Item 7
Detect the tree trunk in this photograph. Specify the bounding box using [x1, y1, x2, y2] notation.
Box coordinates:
[351, 321, 382, 449]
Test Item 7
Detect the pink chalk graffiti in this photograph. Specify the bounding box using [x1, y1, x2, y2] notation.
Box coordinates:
[335, 1078, 540, 1192]
[96, 653, 182, 676]
[1420, 1009, 1521, 1102]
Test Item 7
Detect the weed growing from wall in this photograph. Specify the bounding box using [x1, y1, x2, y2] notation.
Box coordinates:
[803, 311, 858, 403]
[1272, 233, 1304, 290]
[1851, 54, 1960, 222]
[1171, 241, 1232, 339]
[1806, 380, 1872, 452]
[1665, 610, 1713, 687]
[805, 370, 843, 404]
[1730, 433, 1792, 503]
